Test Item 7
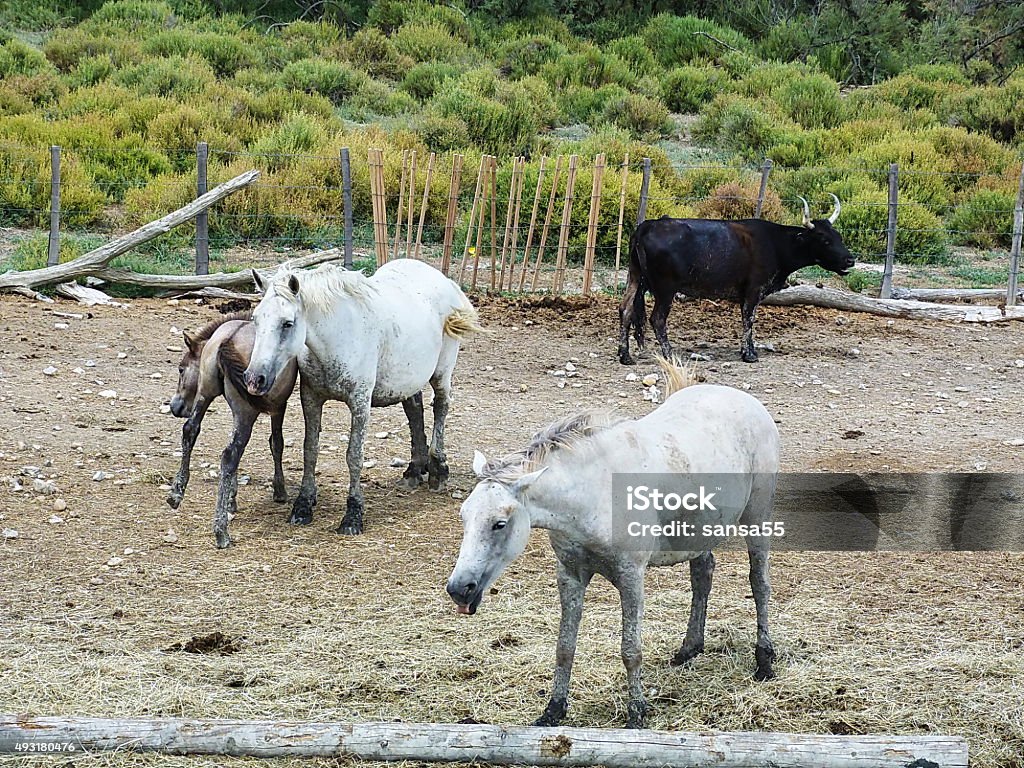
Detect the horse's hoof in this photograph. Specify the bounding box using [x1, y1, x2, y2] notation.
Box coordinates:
[288, 512, 313, 525]
[670, 643, 704, 666]
[166, 490, 183, 509]
[741, 350, 759, 363]
[272, 487, 288, 504]
[214, 530, 232, 549]
[754, 644, 776, 680]
[398, 472, 426, 490]
[618, 352, 635, 366]
[335, 520, 364, 535]
[625, 700, 648, 730]
[428, 464, 449, 492]
[532, 697, 567, 727]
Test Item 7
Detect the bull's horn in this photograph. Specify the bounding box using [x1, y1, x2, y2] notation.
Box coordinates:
[827, 193, 841, 224]
[798, 196, 813, 229]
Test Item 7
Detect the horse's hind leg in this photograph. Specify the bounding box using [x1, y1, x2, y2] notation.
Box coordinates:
[534, 561, 592, 727]
[747, 539, 775, 680]
[337, 391, 371, 535]
[167, 397, 210, 509]
[214, 403, 256, 549]
[671, 551, 714, 666]
[269, 409, 287, 503]
[291, 379, 324, 526]
[616, 567, 648, 729]
[400, 392, 429, 489]
[427, 344, 457, 491]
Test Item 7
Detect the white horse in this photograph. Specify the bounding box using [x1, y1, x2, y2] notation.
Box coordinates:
[447, 361, 780, 728]
[244, 259, 482, 534]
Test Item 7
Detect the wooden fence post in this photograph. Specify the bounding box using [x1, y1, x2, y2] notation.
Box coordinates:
[440, 154, 463, 276]
[530, 156, 563, 291]
[414, 151, 435, 260]
[340, 147, 353, 269]
[405, 150, 417, 259]
[488, 156, 498, 290]
[636, 157, 651, 226]
[880, 163, 898, 299]
[46, 145, 61, 267]
[504, 157, 527, 291]
[582, 153, 606, 295]
[195, 141, 209, 276]
[553, 154, 579, 295]
[498, 157, 520, 289]
[1006, 161, 1024, 306]
[459, 155, 486, 285]
[613, 153, 629, 293]
[754, 158, 773, 219]
[368, 149, 388, 268]
[516, 155, 547, 293]
[392, 149, 408, 262]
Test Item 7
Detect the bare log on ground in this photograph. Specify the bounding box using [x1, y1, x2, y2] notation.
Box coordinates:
[889, 287, 1024, 303]
[0, 716, 969, 768]
[0, 170, 259, 294]
[763, 285, 1024, 322]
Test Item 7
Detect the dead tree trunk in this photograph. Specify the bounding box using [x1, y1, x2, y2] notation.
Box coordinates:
[0, 170, 259, 294]
[0, 716, 968, 768]
[763, 285, 1024, 322]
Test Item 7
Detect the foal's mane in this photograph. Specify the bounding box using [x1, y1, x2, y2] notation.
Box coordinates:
[480, 411, 624, 483]
[271, 263, 377, 313]
[191, 312, 252, 345]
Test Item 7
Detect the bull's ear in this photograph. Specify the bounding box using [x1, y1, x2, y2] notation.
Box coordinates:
[288, 273, 300, 296]
[472, 450, 488, 476]
[510, 466, 548, 498]
[183, 330, 198, 353]
[251, 269, 266, 293]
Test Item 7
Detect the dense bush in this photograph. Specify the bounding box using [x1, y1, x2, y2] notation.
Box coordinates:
[281, 58, 368, 104]
[642, 14, 752, 67]
[695, 181, 783, 221]
[948, 189, 1016, 249]
[662, 66, 726, 114]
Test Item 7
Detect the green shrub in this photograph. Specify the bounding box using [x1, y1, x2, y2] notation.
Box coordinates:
[642, 14, 753, 68]
[496, 34, 566, 79]
[0, 147, 106, 227]
[340, 27, 414, 81]
[557, 83, 629, 125]
[437, 87, 537, 156]
[831, 181, 947, 263]
[113, 55, 216, 98]
[855, 137, 953, 210]
[948, 189, 1015, 248]
[732, 61, 810, 99]
[44, 29, 142, 71]
[662, 66, 726, 113]
[542, 48, 635, 90]
[248, 113, 327, 170]
[142, 30, 258, 76]
[606, 36, 661, 78]
[401, 62, 460, 101]
[905, 63, 968, 84]
[88, 1, 175, 30]
[601, 92, 670, 137]
[757, 19, 812, 62]
[416, 110, 470, 152]
[345, 79, 418, 119]
[278, 20, 343, 59]
[281, 58, 368, 104]
[392, 22, 464, 64]
[0, 39, 54, 78]
[775, 73, 843, 129]
[695, 180, 784, 220]
[696, 94, 797, 161]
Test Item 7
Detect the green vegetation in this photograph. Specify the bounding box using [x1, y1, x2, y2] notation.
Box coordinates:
[0, 0, 1022, 270]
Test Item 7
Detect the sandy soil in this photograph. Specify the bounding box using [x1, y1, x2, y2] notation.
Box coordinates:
[0, 291, 1022, 767]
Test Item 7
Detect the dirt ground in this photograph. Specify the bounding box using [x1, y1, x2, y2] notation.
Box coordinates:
[1, 290, 1023, 767]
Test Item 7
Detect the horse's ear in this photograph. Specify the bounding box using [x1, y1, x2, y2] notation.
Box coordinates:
[183, 330, 198, 354]
[288, 273, 300, 296]
[511, 466, 548, 498]
[472, 450, 488, 476]
[251, 269, 266, 294]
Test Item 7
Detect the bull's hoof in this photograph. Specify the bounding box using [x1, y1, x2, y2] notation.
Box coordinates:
[288, 495, 315, 525]
[272, 485, 288, 504]
[428, 460, 449, 491]
[619, 351, 635, 366]
[336, 497, 364, 535]
[532, 697, 567, 727]
[400, 463, 428, 489]
[625, 699, 648, 729]
[741, 350, 759, 363]
[214, 529, 232, 549]
[670, 642, 704, 666]
[166, 489, 184, 509]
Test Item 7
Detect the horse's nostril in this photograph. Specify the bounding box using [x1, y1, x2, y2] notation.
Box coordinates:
[463, 582, 478, 598]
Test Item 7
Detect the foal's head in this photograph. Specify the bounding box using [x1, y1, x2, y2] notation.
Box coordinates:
[170, 330, 203, 418]
[245, 269, 306, 397]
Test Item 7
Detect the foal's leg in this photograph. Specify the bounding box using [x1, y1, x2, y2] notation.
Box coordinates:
[290, 379, 324, 525]
[214, 400, 257, 549]
[740, 297, 760, 363]
[167, 396, 211, 509]
[338, 391, 371, 535]
[747, 538, 776, 681]
[269, 408, 287, 503]
[671, 551, 714, 666]
[649, 291, 674, 360]
[427, 349, 457, 491]
[616, 567, 648, 729]
[400, 392, 429, 488]
[535, 561, 592, 727]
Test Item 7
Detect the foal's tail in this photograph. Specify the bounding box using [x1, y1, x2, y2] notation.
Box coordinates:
[655, 355, 702, 396]
[443, 302, 486, 339]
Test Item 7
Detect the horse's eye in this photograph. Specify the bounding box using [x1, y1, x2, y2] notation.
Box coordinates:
[492, 520, 507, 531]
[178, 366, 184, 375]
[283, 320, 294, 330]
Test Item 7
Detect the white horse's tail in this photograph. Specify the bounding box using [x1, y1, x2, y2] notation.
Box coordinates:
[656, 355, 702, 395]
[443, 304, 486, 339]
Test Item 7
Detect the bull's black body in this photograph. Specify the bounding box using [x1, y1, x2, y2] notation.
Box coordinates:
[618, 212, 855, 364]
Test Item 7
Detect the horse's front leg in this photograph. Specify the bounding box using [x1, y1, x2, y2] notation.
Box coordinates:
[338, 392, 371, 535]
[427, 370, 453, 491]
[400, 392, 428, 488]
[534, 562, 592, 727]
[672, 551, 714, 666]
[167, 397, 210, 509]
[747, 540, 776, 681]
[616, 567, 647, 729]
[214, 405, 256, 549]
[269, 408, 287, 503]
[290, 380, 324, 525]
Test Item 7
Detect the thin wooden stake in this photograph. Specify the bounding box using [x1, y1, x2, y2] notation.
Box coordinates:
[498, 157, 524, 291]
[489, 155, 498, 291]
[414, 152, 435, 260]
[530, 156, 563, 292]
[553, 155, 579, 295]
[195, 141, 209, 275]
[405, 150, 416, 259]
[1006, 161, 1024, 306]
[636, 157, 651, 226]
[881, 162, 898, 299]
[47, 145, 61, 267]
[471, 157, 491, 290]
[441, 154, 464, 276]
[392, 149, 408, 262]
[582, 153, 606, 295]
[516, 156, 548, 293]
[613, 153, 629, 293]
[459, 155, 487, 285]
[754, 158, 773, 219]
[340, 148, 353, 269]
[369, 149, 388, 268]
[505, 157, 527, 291]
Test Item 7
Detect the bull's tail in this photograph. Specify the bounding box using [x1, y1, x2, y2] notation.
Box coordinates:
[618, 228, 649, 364]
[443, 303, 486, 339]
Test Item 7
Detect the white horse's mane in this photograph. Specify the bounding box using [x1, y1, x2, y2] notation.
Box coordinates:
[481, 411, 625, 483]
[271, 263, 378, 312]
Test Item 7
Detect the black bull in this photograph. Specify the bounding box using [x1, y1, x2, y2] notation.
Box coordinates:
[618, 199, 855, 364]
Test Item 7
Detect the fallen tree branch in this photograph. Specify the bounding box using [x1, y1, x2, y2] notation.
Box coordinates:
[890, 286, 1023, 303]
[0, 715, 969, 768]
[0, 170, 259, 293]
[763, 284, 1024, 322]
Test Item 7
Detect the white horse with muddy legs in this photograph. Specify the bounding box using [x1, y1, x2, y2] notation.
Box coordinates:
[447, 361, 780, 729]
[244, 259, 481, 535]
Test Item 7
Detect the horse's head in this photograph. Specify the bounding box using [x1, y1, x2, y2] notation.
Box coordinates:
[446, 451, 546, 615]
[170, 330, 203, 417]
[245, 269, 307, 397]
